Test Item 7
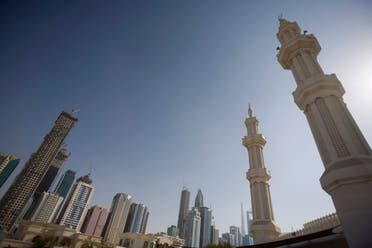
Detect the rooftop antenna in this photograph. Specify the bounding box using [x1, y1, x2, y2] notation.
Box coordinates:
[88, 162, 92, 177]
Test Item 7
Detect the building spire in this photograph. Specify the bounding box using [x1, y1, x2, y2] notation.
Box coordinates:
[248, 103, 253, 118]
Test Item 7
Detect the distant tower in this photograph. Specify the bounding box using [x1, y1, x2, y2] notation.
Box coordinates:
[81, 205, 108, 237]
[0, 152, 20, 188]
[199, 206, 212, 248]
[185, 207, 201, 248]
[58, 174, 95, 231]
[104, 193, 133, 245]
[246, 211, 253, 237]
[242, 106, 280, 243]
[0, 111, 77, 231]
[240, 203, 246, 236]
[30, 192, 64, 223]
[177, 187, 190, 239]
[194, 189, 204, 208]
[167, 225, 179, 237]
[277, 18, 372, 247]
[124, 203, 149, 234]
[24, 148, 70, 219]
[54, 169, 76, 198]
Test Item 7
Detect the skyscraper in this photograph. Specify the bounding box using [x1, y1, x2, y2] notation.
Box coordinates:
[30, 192, 64, 223]
[24, 148, 70, 219]
[184, 207, 201, 248]
[277, 18, 372, 247]
[199, 206, 212, 248]
[0, 152, 20, 188]
[124, 203, 149, 234]
[240, 203, 246, 236]
[194, 189, 204, 208]
[0, 111, 77, 231]
[58, 174, 95, 231]
[104, 193, 133, 245]
[177, 187, 190, 239]
[246, 211, 253, 238]
[242, 106, 281, 243]
[229, 226, 241, 247]
[167, 225, 179, 237]
[81, 205, 108, 237]
[210, 225, 219, 245]
[54, 169, 76, 198]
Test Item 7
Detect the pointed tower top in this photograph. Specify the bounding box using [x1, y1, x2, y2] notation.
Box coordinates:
[248, 104, 253, 118]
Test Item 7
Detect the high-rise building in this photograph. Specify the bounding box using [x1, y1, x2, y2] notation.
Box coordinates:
[184, 207, 201, 248]
[81, 205, 108, 237]
[24, 148, 70, 220]
[0, 111, 77, 231]
[277, 18, 372, 247]
[194, 189, 204, 208]
[167, 225, 179, 237]
[242, 106, 281, 243]
[177, 187, 190, 239]
[0, 152, 20, 188]
[30, 192, 64, 223]
[124, 203, 149, 234]
[246, 211, 253, 238]
[199, 206, 212, 248]
[58, 174, 94, 231]
[210, 225, 219, 245]
[104, 193, 133, 245]
[54, 169, 76, 198]
[240, 203, 246, 236]
[229, 226, 241, 247]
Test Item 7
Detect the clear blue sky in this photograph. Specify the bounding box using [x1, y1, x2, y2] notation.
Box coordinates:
[1, 0, 372, 234]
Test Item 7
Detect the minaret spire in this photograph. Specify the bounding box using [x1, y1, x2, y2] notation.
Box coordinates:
[242, 107, 280, 244]
[277, 19, 372, 247]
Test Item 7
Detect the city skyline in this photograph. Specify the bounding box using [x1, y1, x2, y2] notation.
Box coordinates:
[1, 0, 372, 235]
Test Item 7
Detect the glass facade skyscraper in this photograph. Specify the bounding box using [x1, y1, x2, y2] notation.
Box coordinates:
[177, 187, 190, 239]
[124, 203, 149, 234]
[55, 169, 76, 198]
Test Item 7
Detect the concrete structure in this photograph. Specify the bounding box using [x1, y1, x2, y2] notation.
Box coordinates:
[124, 203, 149, 234]
[24, 148, 70, 220]
[277, 18, 372, 247]
[177, 187, 190, 239]
[242, 107, 281, 243]
[29, 192, 64, 223]
[0, 220, 102, 248]
[184, 207, 201, 248]
[240, 203, 246, 236]
[0, 111, 77, 231]
[199, 206, 212, 248]
[58, 174, 95, 231]
[210, 225, 219, 245]
[0, 151, 20, 188]
[104, 193, 133, 245]
[167, 225, 179, 237]
[118, 232, 184, 248]
[229, 226, 241, 247]
[194, 189, 204, 208]
[81, 205, 108, 237]
[54, 169, 76, 199]
[246, 211, 253, 238]
[279, 213, 340, 240]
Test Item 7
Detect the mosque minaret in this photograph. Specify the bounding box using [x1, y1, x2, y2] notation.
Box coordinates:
[242, 106, 280, 244]
[277, 18, 372, 247]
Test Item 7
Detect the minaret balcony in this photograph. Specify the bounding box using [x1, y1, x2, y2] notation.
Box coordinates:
[242, 134, 266, 148]
[293, 74, 345, 110]
[277, 34, 321, 69]
[247, 168, 271, 182]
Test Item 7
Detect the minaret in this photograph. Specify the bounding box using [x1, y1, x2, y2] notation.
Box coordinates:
[277, 19, 372, 247]
[242, 106, 280, 244]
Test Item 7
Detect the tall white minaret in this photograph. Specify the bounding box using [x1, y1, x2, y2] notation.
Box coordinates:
[242, 106, 280, 244]
[277, 19, 372, 247]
